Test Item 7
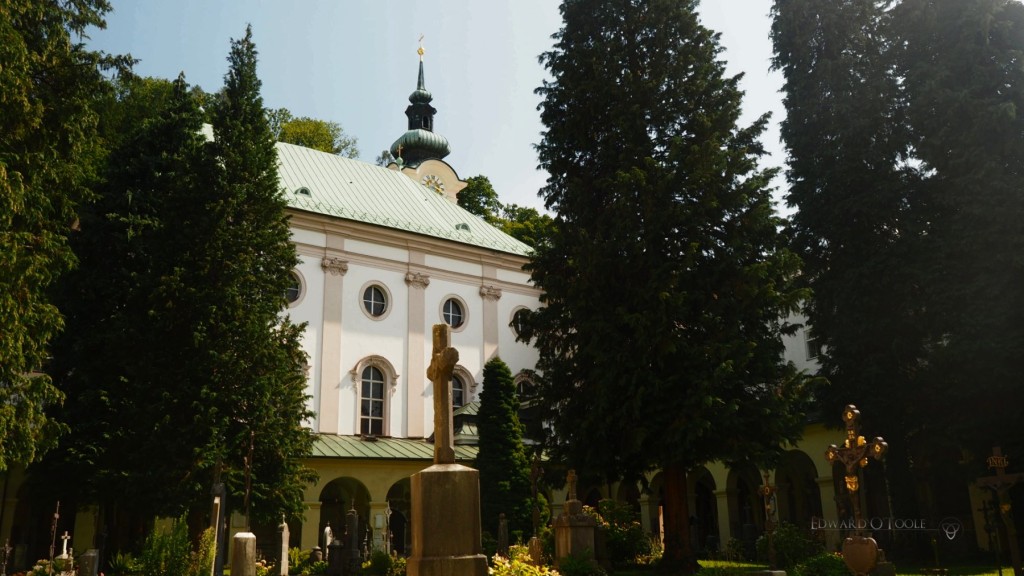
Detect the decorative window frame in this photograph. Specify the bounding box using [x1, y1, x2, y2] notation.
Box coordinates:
[439, 295, 469, 333]
[359, 281, 393, 321]
[451, 365, 477, 405]
[286, 269, 307, 308]
[513, 371, 535, 404]
[350, 356, 400, 436]
[509, 306, 530, 338]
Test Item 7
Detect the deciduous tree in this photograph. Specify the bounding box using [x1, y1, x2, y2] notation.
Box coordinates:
[0, 0, 127, 469]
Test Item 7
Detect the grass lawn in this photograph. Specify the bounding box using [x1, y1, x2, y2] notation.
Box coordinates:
[609, 560, 1016, 576]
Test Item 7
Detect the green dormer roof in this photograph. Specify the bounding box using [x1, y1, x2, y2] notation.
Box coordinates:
[277, 142, 532, 257]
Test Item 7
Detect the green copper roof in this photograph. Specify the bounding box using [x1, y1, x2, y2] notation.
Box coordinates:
[277, 142, 531, 256]
[309, 434, 478, 461]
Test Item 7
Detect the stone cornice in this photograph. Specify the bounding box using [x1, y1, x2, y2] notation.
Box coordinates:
[479, 285, 503, 301]
[405, 272, 431, 289]
[320, 257, 349, 275]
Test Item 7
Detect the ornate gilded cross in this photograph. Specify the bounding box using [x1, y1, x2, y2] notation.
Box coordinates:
[427, 324, 459, 464]
[825, 404, 887, 527]
[977, 447, 1024, 576]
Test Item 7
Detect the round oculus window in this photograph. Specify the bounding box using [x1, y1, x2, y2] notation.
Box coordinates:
[285, 272, 302, 304]
[442, 298, 464, 328]
[362, 285, 387, 317]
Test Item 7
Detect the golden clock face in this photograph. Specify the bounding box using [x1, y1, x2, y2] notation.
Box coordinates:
[421, 174, 445, 194]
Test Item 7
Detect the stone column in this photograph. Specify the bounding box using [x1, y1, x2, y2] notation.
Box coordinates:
[319, 248, 348, 434]
[302, 502, 322, 551]
[638, 494, 653, 536]
[714, 488, 731, 549]
[405, 264, 429, 438]
[479, 267, 501, 363]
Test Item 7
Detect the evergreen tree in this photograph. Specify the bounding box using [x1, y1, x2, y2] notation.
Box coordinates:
[0, 0, 127, 469]
[43, 74, 223, 527]
[476, 358, 533, 540]
[893, 0, 1024, 458]
[770, 0, 931, 519]
[530, 1, 809, 570]
[207, 25, 316, 527]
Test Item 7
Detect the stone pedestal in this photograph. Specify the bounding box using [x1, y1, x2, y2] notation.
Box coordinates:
[407, 463, 487, 576]
[553, 499, 597, 562]
[230, 533, 257, 576]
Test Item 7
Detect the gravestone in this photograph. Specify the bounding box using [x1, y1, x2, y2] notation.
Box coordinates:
[231, 532, 257, 576]
[278, 517, 289, 576]
[344, 503, 360, 575]
[553, 470, 598, 563]
[406, 324, 488, 576]
[497, 514, 509, 557]
[79, 549, 99, 576]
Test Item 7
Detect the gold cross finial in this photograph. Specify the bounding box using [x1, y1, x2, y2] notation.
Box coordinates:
[417, 34, 425, 61]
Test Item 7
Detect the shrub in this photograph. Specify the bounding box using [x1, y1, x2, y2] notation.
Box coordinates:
[756, 522, 824, 569]
[557, 550, 606, 576]
[490, 554, 561, 576]
[581, 500, 655, 567]
[108, 552, 140, 576]
[136, 519, 212, 576]
[360, 549, 407, 576]
[793, 552, 847, 576]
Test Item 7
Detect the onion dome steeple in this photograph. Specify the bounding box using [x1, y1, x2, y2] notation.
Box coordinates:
[390, 39, 451, 167]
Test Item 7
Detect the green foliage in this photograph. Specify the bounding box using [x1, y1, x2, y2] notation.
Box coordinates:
[556, 549, 605, 576]
[359, 550, 405, 576]
[792, 552, 848, 576]
[530, 0, 811, 567]
[490, 553, 562, 576]
[457, 176, 503, 223]
[269, 107, 359, 157]
[108, 551, 140, 576]
[477, 357, 535, 538]
[456, 176, 553, 249]
[0, 0, 129, 470]
[136, 520, 214, 576]
[594, 500, 655, 567]
[38, 27, 315, 530]
[755, 523, 823, 570]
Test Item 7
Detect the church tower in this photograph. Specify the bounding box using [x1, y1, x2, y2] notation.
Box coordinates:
[389, 40, 467, 202]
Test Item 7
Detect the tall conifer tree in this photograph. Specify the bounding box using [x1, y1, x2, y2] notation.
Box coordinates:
[894, 0, 1024, 457]
[529, 1, 809, 570]
[44, 75, 223, 527]
[770, 0, 930, 519]
[476, 357, 533, 540]
[207, 25, 315, 526]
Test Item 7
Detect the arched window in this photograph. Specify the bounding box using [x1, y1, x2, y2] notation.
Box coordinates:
[451, 375, 465, 409]
[351, 356, 399, 437]
[360, 366, 385, 436]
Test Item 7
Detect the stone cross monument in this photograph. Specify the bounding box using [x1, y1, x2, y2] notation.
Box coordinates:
[825, 405, 888, 576]
[426, 325, 459, 464]
[977, 447, 1024, 576]
[407, 324, 487, 576]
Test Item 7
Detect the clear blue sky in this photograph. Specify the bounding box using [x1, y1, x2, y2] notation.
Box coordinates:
[85, 1, 785, 212]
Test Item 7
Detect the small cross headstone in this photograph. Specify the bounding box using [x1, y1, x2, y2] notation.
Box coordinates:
[566, 469, 578, 502]
[60, 532, 71, 559]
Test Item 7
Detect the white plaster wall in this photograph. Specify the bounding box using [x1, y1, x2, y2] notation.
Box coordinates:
[781, 311, 821, 375]
[497, 291, 541, 377]
[289, 252, 326, 428]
